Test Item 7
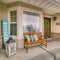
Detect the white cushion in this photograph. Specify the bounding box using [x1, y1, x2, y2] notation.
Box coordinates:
[34, 35, 38, 41]
[25, 35, 30, 42]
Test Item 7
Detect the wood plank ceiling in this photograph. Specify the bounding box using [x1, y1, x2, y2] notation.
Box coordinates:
[1, 0, 60, 15]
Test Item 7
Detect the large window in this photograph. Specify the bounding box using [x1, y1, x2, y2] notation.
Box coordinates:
[22, 11, 40, 32]
[10, 10, 17, 35]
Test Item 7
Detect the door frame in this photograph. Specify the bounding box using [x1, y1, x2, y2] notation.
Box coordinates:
[44, 15, 52, 38]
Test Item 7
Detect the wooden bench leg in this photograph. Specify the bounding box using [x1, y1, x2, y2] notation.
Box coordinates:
[46, 41, 48, 48]
[26, 42, 28, 53]
[26, 45, 28, 53]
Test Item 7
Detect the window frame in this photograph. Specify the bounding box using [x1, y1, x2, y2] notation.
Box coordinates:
[22, 11, 40, 32]
[10, 10, 17, 36]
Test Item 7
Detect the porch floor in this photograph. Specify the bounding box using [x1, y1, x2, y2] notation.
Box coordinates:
[0, 41, 60, 60]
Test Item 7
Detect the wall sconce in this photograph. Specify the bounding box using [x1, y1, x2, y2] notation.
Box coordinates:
[53, 16, 57, 21]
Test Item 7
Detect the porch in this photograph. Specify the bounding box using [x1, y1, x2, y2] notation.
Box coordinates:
[0, 0, 60, 60]
[0, 41, 60, 60]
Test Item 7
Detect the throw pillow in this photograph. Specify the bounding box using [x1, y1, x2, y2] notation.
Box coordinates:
[25, 35, 30, 42]
[34, 35, 38, 41]
[29, 35, 35, 42]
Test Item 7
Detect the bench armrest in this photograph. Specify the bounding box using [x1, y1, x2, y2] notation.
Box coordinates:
[39, 35, 48, 40]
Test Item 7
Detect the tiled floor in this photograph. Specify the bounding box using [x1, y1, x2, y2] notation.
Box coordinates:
[0, 41, 60, 60]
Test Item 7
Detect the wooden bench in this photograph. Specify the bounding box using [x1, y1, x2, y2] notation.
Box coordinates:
[24, 32, 48, 53]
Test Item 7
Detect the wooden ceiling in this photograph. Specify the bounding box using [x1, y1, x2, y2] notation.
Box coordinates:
[1, 0, 60, 15]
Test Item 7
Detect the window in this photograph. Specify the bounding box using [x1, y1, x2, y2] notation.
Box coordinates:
[10, 10, 17, 35]
[22, 11, 40, 32]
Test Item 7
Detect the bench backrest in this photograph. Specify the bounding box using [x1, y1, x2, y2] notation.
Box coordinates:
[24, 32, 42, 40]
[24, 32, 41, 34]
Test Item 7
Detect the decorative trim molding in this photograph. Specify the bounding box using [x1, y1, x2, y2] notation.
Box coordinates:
[7, 1, 42, 11]
[0, 1, 7, 5]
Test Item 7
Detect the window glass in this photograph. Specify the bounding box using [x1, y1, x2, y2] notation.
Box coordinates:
[10, 24, 17, 35]
[22, 11, 40, 32]
[10, 10, 17, 35]
[10, 10, 17, 22]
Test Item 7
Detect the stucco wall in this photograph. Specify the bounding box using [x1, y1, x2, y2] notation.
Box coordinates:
[0, 3, 8, 34]
[0, 4, 1, 19]
[51, 14, 60, 33]
[0, 4, 1, 34]
[8, 6, 44, 48]
[51, 14, 60, 41]
[1, 4, 8, 19]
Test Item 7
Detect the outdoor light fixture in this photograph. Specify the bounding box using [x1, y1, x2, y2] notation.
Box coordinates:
[53, 16, 57, 21]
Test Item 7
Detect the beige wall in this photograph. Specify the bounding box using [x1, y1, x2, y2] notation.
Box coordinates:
[0, 4, 1, 19]
[1, 4, 7, 19]
[51, 14, 60, 33]
[0, 3, 8, 34]
[8, 6, 44, 48]
[0, 4, 1, 34]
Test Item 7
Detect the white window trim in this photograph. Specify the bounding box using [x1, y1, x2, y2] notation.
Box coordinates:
[8, 10, 18, 38]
